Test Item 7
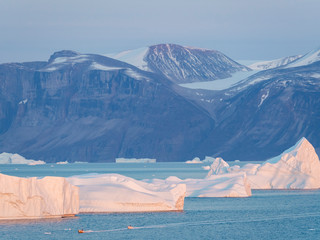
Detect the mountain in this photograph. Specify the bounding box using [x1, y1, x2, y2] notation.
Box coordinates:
[0, 50, 215, 162]
[249, 55, 302, 70]
[1, 46, 319, 163]
[284, 47, 320, 68]
[107, 44, 250, 84]
[184, 59, 320, 161]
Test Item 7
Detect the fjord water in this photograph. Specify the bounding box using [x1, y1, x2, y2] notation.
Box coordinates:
[1, 163, 320, 240]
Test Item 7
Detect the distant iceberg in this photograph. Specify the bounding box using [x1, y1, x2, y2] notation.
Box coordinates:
[115, 158, 156, 163]
[185, 157, 202, 163]
[208, 138, 320, 189]
[67, 173, 185, 212]
[0, 174, 79, 219]
[185, 156, 216, 164]
[0, 152, 45, 165]
[56, 161, 69, 165]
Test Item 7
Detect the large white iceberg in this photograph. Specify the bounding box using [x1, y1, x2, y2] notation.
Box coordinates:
[0, 174, 79, 219]
[210, 138, 320, 189]
[146, 172, 252, 198]
[67, 174, 186, 213]
[0, 152, 45, 165]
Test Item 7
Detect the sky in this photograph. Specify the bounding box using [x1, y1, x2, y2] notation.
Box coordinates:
[0, 0, 319, 63]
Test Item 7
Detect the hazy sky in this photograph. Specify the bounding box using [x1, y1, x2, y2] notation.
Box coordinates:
[1, 0, 319, 63]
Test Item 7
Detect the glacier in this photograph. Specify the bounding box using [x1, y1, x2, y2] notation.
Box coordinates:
[0, 174, 79, 219]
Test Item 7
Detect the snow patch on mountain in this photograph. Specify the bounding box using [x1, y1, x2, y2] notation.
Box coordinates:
[106, 47, 149, 71]
[258, 90, 269, 107]
[91, 62, 124, 71]
[285, 47, 320, 68]
[249, 55, 302, 70]
[180, 70, 259, 90]
[41, 54, 90, 72]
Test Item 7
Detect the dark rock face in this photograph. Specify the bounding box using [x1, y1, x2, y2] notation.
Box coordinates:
[183, 62, 320, 161]
[145, 44, 250, 84]
[0, 51, 215, 162]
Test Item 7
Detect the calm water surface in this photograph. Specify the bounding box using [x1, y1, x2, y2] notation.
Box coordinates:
[0, 163, 319, 239]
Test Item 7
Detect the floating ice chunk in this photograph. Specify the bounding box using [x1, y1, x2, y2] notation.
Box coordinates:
[115, 158, 156, 163]
[185, 157, 202, 164]
[0, 152, 45, 165]
[67, 173, 186, 212]
[0, 174, 79, 219]
[185, 156, 217, 164]
[56, 161, 69, 165]
[206, 157, 230, 176]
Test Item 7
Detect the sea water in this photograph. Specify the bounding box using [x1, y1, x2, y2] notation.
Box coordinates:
[0, 163, 320, 240]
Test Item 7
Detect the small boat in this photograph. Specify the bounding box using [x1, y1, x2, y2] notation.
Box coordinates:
[78, 229, 84, 233]
[127, 225, 134, 230]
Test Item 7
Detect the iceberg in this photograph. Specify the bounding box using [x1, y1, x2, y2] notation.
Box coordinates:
[56, 161, 69, 164]
[185, 156, 216, 164]
[206, 157, 230, 176]
[210, 138, 320, 189]
[185, 157, 202, 164]
[0, 174, 79, 219]
[147, 172, 252, 198]
[67, 174, 185, 212]
[115, 158, 156, 163]
[0, 153, 45, 165]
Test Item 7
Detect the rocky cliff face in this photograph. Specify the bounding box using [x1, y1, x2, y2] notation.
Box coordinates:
[0, 51, 215, 162]
[185, 61, 320, 161]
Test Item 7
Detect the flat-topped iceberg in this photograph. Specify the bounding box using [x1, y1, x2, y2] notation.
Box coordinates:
[0, 153, 45, 165]
[67, 174, 185, 212]
[208, 138, 320, 189]
[0, 174, 79, 219]
[147, 172, 251, 198]
[115, 158, 156, 163]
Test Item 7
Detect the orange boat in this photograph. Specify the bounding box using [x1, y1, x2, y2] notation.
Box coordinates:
[127, 225, 134, 230]
[78, 229, 84, 233]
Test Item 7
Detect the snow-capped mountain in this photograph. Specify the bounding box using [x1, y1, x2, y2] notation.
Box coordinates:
[0, 50, 214, 162]
[1, 45, 320, 163]
[107, 44, 250, 84]
[249, 55, 302, 70]
[284, 47, 320, 68]
[179, 57, 320, 161]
